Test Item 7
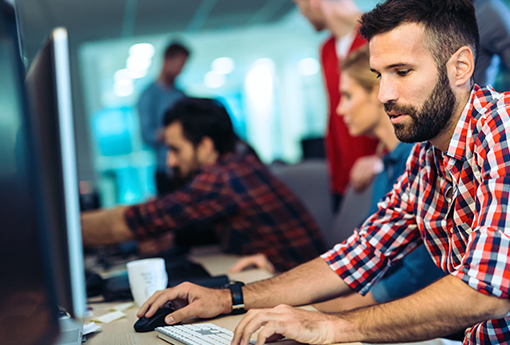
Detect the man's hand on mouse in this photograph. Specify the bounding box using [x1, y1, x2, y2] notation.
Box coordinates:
[137, 282, 232, 324]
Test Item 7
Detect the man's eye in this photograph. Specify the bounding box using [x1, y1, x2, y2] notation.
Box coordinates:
[397, 69, 411, 76]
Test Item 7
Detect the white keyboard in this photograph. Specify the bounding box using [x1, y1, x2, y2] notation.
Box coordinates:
[156, 323, 256, 345]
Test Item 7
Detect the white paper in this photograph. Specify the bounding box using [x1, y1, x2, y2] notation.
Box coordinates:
[83, 322, 102, 335]
[109, 301, 135, 312]
[91, 311, 126, 323]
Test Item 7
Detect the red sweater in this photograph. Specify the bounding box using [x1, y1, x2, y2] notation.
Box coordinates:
[321, 34, 379, 195]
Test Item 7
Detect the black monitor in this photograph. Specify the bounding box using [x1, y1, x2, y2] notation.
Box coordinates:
[0, 1, 60, 345]
[25, 27, 87, 320]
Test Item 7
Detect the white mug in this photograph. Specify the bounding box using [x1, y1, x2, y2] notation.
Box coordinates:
[127, 258, 168, 307]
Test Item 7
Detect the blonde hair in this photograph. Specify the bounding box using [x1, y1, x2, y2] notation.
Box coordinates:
[341, 45, 378, 93]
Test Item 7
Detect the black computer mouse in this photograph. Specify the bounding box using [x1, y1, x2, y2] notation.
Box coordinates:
[133, 304, 177, 332]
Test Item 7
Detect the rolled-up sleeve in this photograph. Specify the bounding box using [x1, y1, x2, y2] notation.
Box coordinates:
[321, 168, 422, 296]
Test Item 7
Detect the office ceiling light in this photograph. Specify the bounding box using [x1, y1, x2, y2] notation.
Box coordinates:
[211, 57, 235, 74]
[115, 68, 146, 80]
[127, 54, 152, 71]
[254, 58, 275, 70]
[113, 79, 134, 97]
[298, 57, 320, 76]
[129, 43, 155, 59]
[114, 69, 132, 82]
[204, 71, 225, 88]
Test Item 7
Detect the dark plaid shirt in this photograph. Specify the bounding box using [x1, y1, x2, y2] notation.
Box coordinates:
[125, 152, 326, 272]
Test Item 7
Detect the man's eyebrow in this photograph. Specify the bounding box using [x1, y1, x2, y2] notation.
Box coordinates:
[371, 63, 410, 74]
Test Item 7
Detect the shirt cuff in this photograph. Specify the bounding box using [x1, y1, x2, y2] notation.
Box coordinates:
[321, 232, 389, 296]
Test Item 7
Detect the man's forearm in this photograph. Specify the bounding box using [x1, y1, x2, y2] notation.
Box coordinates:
[243, 257, 354, 309]
[333, 275, 510, 343]
[81, 206, 134, 246]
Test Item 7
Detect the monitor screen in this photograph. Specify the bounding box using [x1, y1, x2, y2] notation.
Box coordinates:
[25, 27, 87, 320]
[0, 1, 60, 345]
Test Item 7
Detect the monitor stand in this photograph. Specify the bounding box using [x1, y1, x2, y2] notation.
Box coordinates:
[57, 313, 83, 345]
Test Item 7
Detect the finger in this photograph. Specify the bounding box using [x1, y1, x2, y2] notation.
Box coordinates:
[261, 259, 276, 274]
[230, 257, 253, 273]
[137, 289, 165, 318]
[233, 310, 261, 345]
[165, 301, 203, 324]
[240, 311, 273, 345]
[257, 324, 283, 345]
[142, 286, 189, 318]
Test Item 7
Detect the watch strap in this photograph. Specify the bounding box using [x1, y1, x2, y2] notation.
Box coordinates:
[228, 281, 245, 315]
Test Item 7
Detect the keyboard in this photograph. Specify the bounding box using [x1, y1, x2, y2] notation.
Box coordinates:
[156, 323, 256, 345]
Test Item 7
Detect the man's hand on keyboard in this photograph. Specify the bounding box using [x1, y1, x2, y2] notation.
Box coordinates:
[232, 304, 338, 345]
[137, 282, 232, 324]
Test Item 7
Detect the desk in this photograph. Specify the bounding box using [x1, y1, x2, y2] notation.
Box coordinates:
[84, 247, 452, 345]
[85, 246, 293, 345]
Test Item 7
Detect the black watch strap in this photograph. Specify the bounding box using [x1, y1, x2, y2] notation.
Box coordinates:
[228, 281, 246, 315]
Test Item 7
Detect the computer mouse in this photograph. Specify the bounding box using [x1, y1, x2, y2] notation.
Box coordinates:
[133, 304, 178, 332]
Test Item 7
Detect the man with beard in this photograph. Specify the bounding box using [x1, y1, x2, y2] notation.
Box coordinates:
[81, 97, 326, 273]
[136, 1, 510, 344]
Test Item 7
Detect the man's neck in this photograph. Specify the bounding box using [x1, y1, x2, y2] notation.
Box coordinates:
[158, 74, 175, 88]
[430, 88, 473, 152]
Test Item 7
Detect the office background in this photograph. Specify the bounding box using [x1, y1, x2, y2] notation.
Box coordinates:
[10, 0, 510, 207]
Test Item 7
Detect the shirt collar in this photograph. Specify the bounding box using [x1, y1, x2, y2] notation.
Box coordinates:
[445, 84, 502, 161]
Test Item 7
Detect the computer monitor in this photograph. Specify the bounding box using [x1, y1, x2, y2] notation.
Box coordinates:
[0, 1, 60, 344]
[25, 27, 87, 320]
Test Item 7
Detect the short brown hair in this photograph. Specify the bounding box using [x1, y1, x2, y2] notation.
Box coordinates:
[164, 42, 190, 60]
[360, 0, 479, 67]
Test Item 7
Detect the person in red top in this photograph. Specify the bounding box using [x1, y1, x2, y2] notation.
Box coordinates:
[294, 0, 379, 211]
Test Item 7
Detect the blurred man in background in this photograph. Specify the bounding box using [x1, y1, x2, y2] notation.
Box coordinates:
[138, 42, 190, 196]
[82, 97, 326, 273]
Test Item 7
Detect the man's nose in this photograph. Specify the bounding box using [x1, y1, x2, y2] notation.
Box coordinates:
[167, 151, 177, 167]
[378, 77, 399, 105]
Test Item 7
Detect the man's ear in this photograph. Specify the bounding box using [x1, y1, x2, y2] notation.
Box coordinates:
[197, 136, 216, 158]
[449, 46, 475, 87]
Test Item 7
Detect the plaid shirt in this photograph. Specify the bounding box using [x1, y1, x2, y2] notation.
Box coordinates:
[322, 85, 510, 344]
[125, 152, 326, 272]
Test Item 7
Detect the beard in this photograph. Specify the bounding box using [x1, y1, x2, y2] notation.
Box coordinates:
[384, 64, 457, 143]
[170, 153, 200, 190]
[170, 168, 194, 190]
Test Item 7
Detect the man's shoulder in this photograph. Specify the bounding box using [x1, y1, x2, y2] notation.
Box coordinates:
[139, 81, 160, 99]
[471, 86, 510, 123]
[204, 153, 266, 182]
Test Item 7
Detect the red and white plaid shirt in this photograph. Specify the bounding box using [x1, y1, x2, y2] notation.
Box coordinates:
[322, 85, 510, 344]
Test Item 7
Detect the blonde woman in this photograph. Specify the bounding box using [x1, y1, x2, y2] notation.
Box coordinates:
[317, 45, 445, 311]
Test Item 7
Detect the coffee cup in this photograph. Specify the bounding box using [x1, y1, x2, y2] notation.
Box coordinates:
[127, 258, 168, 307]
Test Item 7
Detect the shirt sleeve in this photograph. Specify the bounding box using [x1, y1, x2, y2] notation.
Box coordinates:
[137, 87, 160, 146]
[321, 147, 424, 296]
[125, 169, 238, 240]
[451, 117, 510, 298]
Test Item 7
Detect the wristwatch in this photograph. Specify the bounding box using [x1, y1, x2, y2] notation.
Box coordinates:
[228, 281, 246, 315]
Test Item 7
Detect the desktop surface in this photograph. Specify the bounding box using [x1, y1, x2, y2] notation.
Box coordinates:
[85, 246, 279, 345]
[83, 247, 454, 345]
